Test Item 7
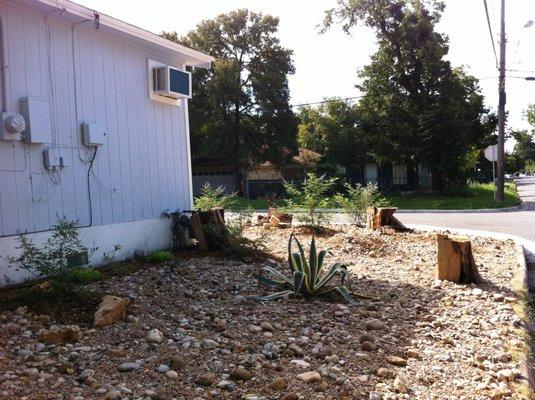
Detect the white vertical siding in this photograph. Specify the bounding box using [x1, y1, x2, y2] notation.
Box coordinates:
[0, 2, 192, 236]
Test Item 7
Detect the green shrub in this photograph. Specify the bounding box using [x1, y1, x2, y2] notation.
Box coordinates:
[254, 233, 357, 305]
[194, 183, 237, 211]
[284, 173, 337, 229]
[64, 268, 102, 284]
[146, 250, 172, 263]
[7, 219, 91, 288]
[335, 183, 389, 225]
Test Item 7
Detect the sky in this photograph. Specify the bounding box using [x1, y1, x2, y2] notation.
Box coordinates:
[76, 0, 535, 142]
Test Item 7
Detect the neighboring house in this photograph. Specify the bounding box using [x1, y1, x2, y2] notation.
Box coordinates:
[192, 159, 236, 196]
[349, 162, 433, 192]
[192, 149, 322, 199]
[0, 0, 213, 284]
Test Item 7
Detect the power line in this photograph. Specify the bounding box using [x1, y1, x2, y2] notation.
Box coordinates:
[507, 68, 535, 74]
[291, 95, 364, 108]
[483, 0, 499, 69]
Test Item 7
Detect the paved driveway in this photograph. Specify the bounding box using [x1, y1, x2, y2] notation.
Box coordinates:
[397, 177, 535, 242]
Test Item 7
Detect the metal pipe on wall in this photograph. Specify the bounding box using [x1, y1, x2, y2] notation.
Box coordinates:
[0, 6, 10, 112]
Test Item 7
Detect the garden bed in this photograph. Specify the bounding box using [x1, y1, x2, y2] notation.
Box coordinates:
[0, 226, 531, 399]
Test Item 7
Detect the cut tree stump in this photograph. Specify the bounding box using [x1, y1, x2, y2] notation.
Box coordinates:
[436, 233, 482, 283]
[268, 207, 293, 224]
[366, 206, 409, 231]
[198, 208, 228, 249]
[190, 212, 208, 251]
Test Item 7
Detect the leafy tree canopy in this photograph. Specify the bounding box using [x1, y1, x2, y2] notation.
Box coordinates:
[323, 0, 496, 190]
[297, 98, 368, 168]
[163, 10, 297, 171]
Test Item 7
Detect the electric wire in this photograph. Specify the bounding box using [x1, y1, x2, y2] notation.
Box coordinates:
[482, 0, 499, 69]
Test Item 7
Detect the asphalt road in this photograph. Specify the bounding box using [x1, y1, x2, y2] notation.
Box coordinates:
[396, 176, 535, 242]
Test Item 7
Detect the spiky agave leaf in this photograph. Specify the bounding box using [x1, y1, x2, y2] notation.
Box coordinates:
[251, 290, 295, 302]
[291, 234, 311, 292]
[315, 262, 348, 290]
[289, 251, 304, 273]
[258, 266, 293, 287]
[293, 270, 305, 296]
[308, 236, 318, 290]
[317, 284, 358, 306]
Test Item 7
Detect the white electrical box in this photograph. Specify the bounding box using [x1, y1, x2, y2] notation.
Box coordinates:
[20, 97, 52, 144]
[1, 112, 25, 141]
[82, 122, 106, 146]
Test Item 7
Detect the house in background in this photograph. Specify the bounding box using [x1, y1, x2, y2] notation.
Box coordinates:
[348, 162, 433, 192]
[0, 0, 213, 285]
[192, 149, 322, 199]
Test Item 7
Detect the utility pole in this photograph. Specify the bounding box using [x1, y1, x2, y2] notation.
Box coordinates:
[496, 0, 506, 203]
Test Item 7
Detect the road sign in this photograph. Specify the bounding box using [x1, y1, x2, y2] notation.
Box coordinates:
[484, 144, 498, 162]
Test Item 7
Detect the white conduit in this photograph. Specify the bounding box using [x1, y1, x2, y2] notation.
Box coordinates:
[0, 7, 9, 112]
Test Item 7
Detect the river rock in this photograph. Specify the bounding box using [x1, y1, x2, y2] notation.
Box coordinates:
[231, 368, 253, 381]
[146, 329, 163, 344]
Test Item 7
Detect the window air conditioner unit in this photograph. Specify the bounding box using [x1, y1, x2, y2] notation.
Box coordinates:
[152, 66, 191, 99]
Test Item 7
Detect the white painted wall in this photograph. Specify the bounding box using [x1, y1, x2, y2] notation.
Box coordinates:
[0, 1, 194, 284]
[0, 218, 174, 285]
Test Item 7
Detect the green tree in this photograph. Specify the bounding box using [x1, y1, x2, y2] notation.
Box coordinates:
[527, 104, 535, 128]
[510, 130, 535, 170]
[297, 98, 368, 170]
[163, 10, 297, 193]
[323, 0, 496, 191]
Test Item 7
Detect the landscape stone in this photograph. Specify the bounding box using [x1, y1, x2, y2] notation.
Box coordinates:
[93, 295, 130, 328]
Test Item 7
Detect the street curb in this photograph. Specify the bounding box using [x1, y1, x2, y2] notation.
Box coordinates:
[395, 204, 523, 213]
[247, 204, 523, 214]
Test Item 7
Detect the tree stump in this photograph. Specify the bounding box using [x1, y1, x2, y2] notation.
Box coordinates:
[190, 212, 208, 251]
[436, 234, 481, 283]
[366, 206, 408, 231]
[198, 208, 228, 250]
[268, 207, 293, 224]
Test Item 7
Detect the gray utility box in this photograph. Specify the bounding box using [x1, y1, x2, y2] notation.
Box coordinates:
[20, 97, 52, 144]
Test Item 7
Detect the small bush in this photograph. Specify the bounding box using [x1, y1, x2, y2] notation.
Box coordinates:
[146, 250, 172, 263]
[284, 172, 337, 229]
[335, 183, 389, 225]
[7, 219, 92, 290]
[194, 183, 237, 211]
[64, 268, 102, 284]
[254, 233, 357, 304]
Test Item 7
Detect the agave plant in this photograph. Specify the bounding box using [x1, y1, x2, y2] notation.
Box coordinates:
[254, 233, 357, 305]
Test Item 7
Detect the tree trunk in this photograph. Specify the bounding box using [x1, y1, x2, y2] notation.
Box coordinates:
[366, 206, 408, 231]
[436, 234, 481, 283]
[431, 168, 444, 192]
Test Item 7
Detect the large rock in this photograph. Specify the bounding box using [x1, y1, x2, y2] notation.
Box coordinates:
[38, 325, 82, 345]
[94, 295, 130, 328]
[297, 371, 322, 383]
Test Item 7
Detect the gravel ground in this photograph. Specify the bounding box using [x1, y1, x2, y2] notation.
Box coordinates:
[0, 225, 531, 400]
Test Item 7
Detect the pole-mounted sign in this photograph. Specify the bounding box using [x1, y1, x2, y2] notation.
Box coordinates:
[484, 144, 498, 200]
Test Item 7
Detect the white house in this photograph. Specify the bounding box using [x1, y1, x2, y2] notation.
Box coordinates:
[0, 0, 213, 285]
